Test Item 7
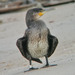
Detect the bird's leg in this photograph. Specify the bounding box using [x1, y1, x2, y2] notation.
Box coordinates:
[45, 56, 49, 67]
[24, 60, 38, 72]
[29, 59, 34, 70]
[29, 59, 38, 70]
[42, 56, 49, 68]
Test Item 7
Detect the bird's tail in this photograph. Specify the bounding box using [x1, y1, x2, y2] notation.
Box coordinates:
[32, 58, 42, 64]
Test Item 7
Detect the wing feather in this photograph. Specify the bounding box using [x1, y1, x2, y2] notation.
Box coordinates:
[47, 29, 58, 57]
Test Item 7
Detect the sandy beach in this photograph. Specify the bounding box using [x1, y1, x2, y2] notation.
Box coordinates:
[0, 3, 75, 75]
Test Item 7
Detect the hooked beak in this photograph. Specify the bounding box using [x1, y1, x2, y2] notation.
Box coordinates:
[38, 8, 52, 17]
[36, 8, 54, 20]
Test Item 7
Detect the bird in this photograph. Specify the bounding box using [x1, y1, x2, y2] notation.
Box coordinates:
[16, 8, 58, 71]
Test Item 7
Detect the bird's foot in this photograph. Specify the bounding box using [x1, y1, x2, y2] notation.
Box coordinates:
[29, 67, 38, 70]
[42, 64, 49, 68]
[42, 64, 57, 68]
[24, 67, 38, 72]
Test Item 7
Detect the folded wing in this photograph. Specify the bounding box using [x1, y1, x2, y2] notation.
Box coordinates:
[47, 30, 58, 57]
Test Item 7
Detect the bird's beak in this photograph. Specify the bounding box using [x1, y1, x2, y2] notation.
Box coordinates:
[38, 11, 46, 16]
[38, 8, 52, 17]
[37, 8, 54, 19]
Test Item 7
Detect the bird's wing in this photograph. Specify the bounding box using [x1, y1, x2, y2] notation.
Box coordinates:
[16, 36, 29, 59]
[47, 29, 58, 57]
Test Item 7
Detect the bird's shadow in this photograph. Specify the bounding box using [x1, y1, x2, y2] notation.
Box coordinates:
[13, 64, 57, 74]
[24, 64, 57, 73]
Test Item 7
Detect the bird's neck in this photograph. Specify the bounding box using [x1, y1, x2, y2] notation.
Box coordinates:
[26, 19, 34, 28]
[26, 19, 46, 28]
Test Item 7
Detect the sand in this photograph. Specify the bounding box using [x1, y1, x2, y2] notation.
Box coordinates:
[0, 3, 75, 75]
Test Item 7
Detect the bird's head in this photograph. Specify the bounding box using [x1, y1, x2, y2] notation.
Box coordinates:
[31, 8, 46, 19]
[26, 8, 46, 22]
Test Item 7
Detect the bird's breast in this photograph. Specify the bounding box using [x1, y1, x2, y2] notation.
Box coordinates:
[28, 28, 49, 58]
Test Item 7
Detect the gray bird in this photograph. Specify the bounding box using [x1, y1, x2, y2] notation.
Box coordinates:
[16, 8, 58, 71]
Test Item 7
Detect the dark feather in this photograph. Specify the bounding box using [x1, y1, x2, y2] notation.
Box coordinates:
[47, 31, 58, 57]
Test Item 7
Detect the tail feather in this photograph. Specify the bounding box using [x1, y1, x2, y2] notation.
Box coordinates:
[32, 58, 42, 64]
